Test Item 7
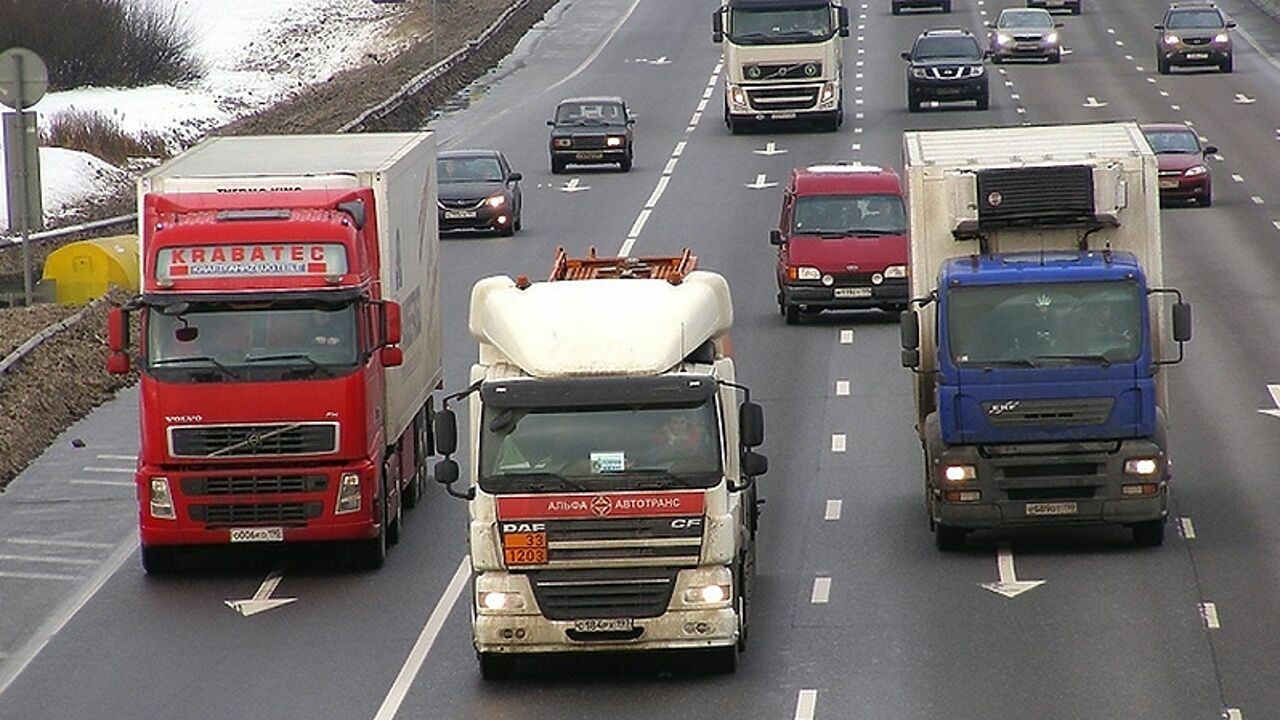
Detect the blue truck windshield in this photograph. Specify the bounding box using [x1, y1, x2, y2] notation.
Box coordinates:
[947, 281, 1143, 366]
[479, 403, 723, 493]
[729, 7, 833, 44]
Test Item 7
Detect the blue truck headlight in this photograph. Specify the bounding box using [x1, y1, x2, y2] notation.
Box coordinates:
[1124, 458, 1159, 476]
[942, 464, 977, 482]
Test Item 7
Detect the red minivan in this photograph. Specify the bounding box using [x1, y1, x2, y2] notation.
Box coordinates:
[772, 163, 909, 324]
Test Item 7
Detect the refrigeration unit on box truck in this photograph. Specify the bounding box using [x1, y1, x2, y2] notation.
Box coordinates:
[107, 133, 443, 572]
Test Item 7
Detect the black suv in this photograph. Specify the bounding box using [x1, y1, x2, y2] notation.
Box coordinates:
[547, 96, 635, 174]
[1155, 2, 1235, 73]
[902, 28, 989, 112]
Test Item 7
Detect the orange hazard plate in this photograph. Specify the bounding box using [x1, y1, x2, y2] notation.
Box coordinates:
[504, 546, 548, 566]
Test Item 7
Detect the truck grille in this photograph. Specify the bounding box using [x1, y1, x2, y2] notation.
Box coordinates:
[745, 85, 820, 111]
[983, 397, 1114, 427]
[744, 62, 822, 80]
[189, 502, 322, 526]
[533, 517, 703, 568]
[181, 475, 327, 496]
[529, 568, 677, 620]
[976, 165, 1095, 226]
[169, 422, 338, 458]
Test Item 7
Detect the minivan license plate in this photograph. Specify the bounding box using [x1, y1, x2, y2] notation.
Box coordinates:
[1025, 502, 1078, 517]
[229, 527, 284, 542]
[573, 618, 633, 633]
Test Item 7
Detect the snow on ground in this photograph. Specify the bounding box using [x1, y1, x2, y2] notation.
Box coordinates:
[1, 0, 406, 231]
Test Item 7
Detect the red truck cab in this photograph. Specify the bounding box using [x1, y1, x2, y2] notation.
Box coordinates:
[771, 163, 909, 324]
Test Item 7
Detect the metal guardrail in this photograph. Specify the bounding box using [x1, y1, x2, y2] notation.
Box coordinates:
[1, 213, 136, 248]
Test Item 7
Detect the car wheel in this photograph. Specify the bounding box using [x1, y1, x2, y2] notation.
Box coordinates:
[991, 54, 1003, 64]
[1070, 2, 1081, 14]
[1201, 184, 1212, 207]
[1157, 55, 1171, 75]
[499, 221, 515, 237]
[550, 157, 566, 174]
[908, 96, 921, 113]
[513, 212, 522, 232]
[892, 4, 901, 15]
[976, 89, 990, 111]
[1048, 50, 1061, 64]
[784, 304, 800, 325]
[941, 0, 952, 12]
[1220, 55, 1233, 73]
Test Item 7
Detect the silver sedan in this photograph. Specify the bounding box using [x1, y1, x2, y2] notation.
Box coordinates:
[986, 8, 1064, 63]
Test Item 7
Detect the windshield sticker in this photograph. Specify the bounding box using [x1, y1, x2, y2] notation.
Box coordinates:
[590, 451, 626, 473]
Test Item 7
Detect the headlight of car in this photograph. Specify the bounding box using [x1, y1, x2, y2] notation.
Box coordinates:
[1184, 165, 1208, 177]
[910, 67, 928, 78]
[969, 64, 985, 77]
[485, 193, 507, 208]
[790, 266, 821, 281]
[606, 136, 624, 147]
[996, 33, 1012, 46]
[1214, 33, 1229, 44]
[884, 265, 907, 279]
[1045, 32, 1058, 44]
[1164, 33, 1180, 45]
[553, 138, 572, 148]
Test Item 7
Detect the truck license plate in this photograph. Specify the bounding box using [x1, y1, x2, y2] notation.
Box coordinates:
[834, 287, 872, 298]
[1025, 502, 1078, 517]
[229, 527, 284, 542]
[573, 618, 634, 633]
[444, 209, 477, 219]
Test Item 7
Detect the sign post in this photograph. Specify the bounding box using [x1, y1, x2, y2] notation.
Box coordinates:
[0, 47, 49, 306]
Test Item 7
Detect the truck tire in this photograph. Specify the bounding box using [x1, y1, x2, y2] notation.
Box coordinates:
[934, 524, 966, 552]
[478, 652, 516, 680]
[703, 646, 738, 674]
[908, 97, 922, 113]
[1132, 519, 1165, 547]
[728, 116, 745, 135]
[892, 2, 901, 15]
[351, 487, 388, 570]
[1070, 1, 1081, 14]
[141, 545, 179, 575]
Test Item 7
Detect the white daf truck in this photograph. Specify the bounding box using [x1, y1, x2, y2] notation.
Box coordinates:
[433, 249, 767, 678]
[713, 0, 850, 133]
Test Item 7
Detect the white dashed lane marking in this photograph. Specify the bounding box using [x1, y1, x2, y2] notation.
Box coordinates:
[1201, 602, 1221, 629]
[831, 434, 847, 453]
[811, 577, 832, 604]
[794, 690, 818, 720]
[825, 499, 843, 521]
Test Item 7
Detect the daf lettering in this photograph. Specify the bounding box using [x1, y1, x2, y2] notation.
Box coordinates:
[501, 522, 546, 533]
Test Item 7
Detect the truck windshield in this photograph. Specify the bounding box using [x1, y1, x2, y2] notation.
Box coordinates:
[947, 281, 1143, 366]
[728, 7, 833, 44]
[793, 194, 905, 235]
[146, 301, 360, 380]
[479, 402, 723, 493]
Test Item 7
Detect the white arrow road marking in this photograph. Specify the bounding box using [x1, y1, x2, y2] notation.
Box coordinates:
[225, 568, 296, 617]
[1083, 96, 1108, 108]
[559, 178, 590, 193]
[633, 56, 670, 65]
[753, 141, 787, 156]
[981, 543, 1045, 598]
[746, 173, 777, 189]
[1235, 93, 1256, 104]
[1260, 384, 1280, 417]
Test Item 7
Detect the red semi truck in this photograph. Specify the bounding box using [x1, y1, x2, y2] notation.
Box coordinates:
[106, 133, 442, 573]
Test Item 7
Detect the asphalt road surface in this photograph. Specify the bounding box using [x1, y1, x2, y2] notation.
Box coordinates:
[3, 0, 1280, 717]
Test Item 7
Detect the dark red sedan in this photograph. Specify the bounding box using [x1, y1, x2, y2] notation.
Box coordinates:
[1140, 122, 1218, 206]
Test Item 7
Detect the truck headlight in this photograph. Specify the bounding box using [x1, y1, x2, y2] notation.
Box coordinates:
[554, 138, 572, 148]
[1184, 165, 1208, 177]
[884, 264, 907, 278]
[942, 464, 976, 483]
[479, 590, 526, 611]
[790, 266, 821, 281]
[150, 477, 176, 520]
[684, 584, 731, 605]
[1164, 33, 1180, 45]
[485, 193, 507, 208]
[730, 86, 748, 108]
[335, 472, 362, 514]
[820, 81, 837, 103]
[1124, 458, 1160, 476]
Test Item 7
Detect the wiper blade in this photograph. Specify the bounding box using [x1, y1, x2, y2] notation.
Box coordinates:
[1033, 353, 1112, 367]
[621, 468, 705, 488]
[970, 359, 1038, 368]
[495, 471, 589, 492]
[819, 228, 899, 237]
[151, 355, 239, 378]
[243, 353, 335, 377]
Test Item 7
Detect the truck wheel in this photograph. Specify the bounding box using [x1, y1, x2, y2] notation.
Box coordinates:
[1070, 1, 1081, 14]
[934, 524, 966, 552]
[892, 2, 901, 14]
[141, 545, 179, 575]
[1132, 519, 1165, 547]
[728, 116, 745, 135]
[703, 646, 739, 674]
[351, 490, 388, 570]
[478, 652, 516, 680]
[784, 304, 801, 325]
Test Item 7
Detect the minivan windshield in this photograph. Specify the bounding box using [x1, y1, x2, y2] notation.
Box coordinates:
[793, 194, 906, 235]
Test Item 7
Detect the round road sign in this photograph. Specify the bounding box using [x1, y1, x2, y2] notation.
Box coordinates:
[0, 47, 49, 110]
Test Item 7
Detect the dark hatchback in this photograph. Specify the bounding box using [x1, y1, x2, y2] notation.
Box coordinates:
[437, 150, 523, 236]
[548, 96, 635, 173]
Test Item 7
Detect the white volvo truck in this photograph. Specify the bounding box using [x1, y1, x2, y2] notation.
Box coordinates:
[713, 0, 850, 133]
[434, 249, 768, 678]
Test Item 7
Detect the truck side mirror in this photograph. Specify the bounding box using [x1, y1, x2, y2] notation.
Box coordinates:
[435, 408, 459, 455]
[383, 301, 402, 346]
[742, 449, 768, 477]
[769, 229, 783, 246]
[740, 401, 765, 448]
[435, 458, 458, 486]
[900, 309, 920, 349]
[380, 346, 403, 368]
[1172, 301, 1192, 342]
[712, 10, 723, 42]
[837, 5, 850, 36]
[106, 307, 131, 375]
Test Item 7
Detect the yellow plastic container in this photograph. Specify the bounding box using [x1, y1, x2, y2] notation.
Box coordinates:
[41, 234, 140, 305]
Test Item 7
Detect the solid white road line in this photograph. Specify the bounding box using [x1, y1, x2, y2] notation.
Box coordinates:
[94, 454, 137, 461]
[0, 554, 95, 566]
[1224, 709, 1243, 720]
[1231, 174, 1244, 183]
[1251, 196, 1265, 205]
[69, 479, 134, 487]
[825, 499, 843, 521]
[6, 538, 113, 549]
[811, 577, 832, 604]
[373, 557, 470, 720]
[1201, 602, 1221, 629]
[794, 689, 818, 720]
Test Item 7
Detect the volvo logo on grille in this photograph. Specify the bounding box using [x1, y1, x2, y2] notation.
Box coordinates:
[987, 400, 1022, 416]
[244, 433, 264, 447]
[591, 495, 614, 517]
[987, 191, 1003, 207]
